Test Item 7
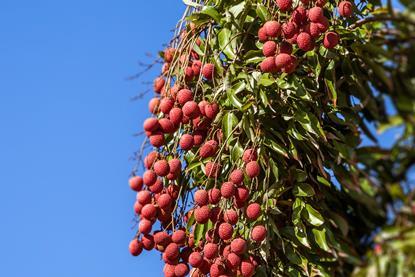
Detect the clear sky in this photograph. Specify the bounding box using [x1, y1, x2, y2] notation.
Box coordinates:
[0, 1, 408, 277]
[0, 1, 183, 276]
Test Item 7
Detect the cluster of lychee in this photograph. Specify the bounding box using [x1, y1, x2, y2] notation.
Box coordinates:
[259, 0, 354, 74]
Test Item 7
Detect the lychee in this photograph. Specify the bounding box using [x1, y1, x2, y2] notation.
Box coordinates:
[134, 201, 142, 214]
[148, 97, 160, 114]
[180, 134, 194, 150]
[182, 101, 200, 119]
[205, 162, 220, 178]
[141, 203, 157, 219]
[192, 60, 202, 76]
[240, 259, 255, 277]
[221, 182, 236, 198]
[154, 160, 170, 177]
[224, 209, 238, 225]
[262, 41, 277, 57]
[297, 32, 315, 51]
[141, 234, 155, 250]
[189, 251, 203, 267]
[159, 118, 175, 134]
[263, 21, 281, 38]
[149, 132, 165, 147]
[165, 243, 180, 260]
[143, 170, 157, 186]
[195, 189, 209, 206]
[164, 48, 175, 63]
[209, 262, 225, 277]
[149, 179, 163, 193]
[129, 176, 143, 192]
[144, 151, 158, 169]
[157, 193, 173, 210]
[172, 229, 186, 245]
[218, 222, 233, 240]
[153, 77, 165, 93]
[159, 98, 174, 114]
[276, 0, 292, 12]
[245, 161, 260, 178]
[185, 66, 194, 81]
[169, 107, 183, 126]
[308, 6, 325, 23]
[258, 27, 268, 42]
[208, 188, 221, 204]
[202, 63, 215, 80]
[143, 118, 160, 132]
[246, 203, 261, 220]
[168, 158, 181, 175]
[230, 238, 247, 255]
[194, 205, 210, 224]
[260, 56, 278, 73]
[204, 103, 219, 119]
[177, 89, 193, 105]
[251, 225, 267, 242]
[154, 231, 172, 247]
[291, 6, 307, 25]
[203, 243, 218, 259]
[229, 169, 244, 185]
[339, 1, 353, 17]
[282, 22, 298, 39]
[279, 41, 293, 54]
[174, 263, 189, 277]
[137, 190, 152, 205]
[243, 149, 257, 163]
[323, 31, 340, 49]
[138, 218, 152, 234]
[226, 252, 241, 269]
[163, 264, 176, 277]
[235, 186, 250, 203]
[129, 239, 143, 256]
[275, 53, 294, 71]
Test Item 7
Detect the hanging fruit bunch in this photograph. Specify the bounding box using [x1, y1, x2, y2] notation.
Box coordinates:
[128, 0, 415, 276]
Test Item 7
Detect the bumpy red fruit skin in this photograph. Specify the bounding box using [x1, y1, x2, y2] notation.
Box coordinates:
[153, 77, 165, 93]
[164, 48, 175, 63]
[218, 222, 233, 240]
[221, 182, 236, 198]
[168, 158, 181, 174]
[157, 193, 172, 210]
[185, 66, 194, 81]
[282, 22, 298, 39]
[194, 205, 210, 224]
[182, 101, 200, 119]
[129, 239, 143, 256]
[143, 170, 157, 186]
[144, 151, 158, 169]
[226, 252, 241, 269]
[275, 53, 293, 71]
[154, 231, 171, 247]
[257, 27, 268, 42]
[339, 1, 353, 17]
[230, 238, 247, 255]
[180, 134, 194, 150]
[138, 218, 152, 234]
[308, 6, 325, 23]
[141, 203, 157, 219]
[199, 143, 215, 159]
[323, 31, 340, 49]
[224, 209, 238, 225]
[165, 243, 180, 260]
[260, 56, 278, 73]
[177, 89, 193, 105]
[169, 107, 183, 126]
[142, 234, 155, 250]
[208, 188, 221, 204]
[210, 263, 225, 277]
[229, 169, 244, 185]
[204, 103, 219, 120]
[246, 203, 261, 220]
[251, 225, 267, 242]
[202, 63, 215, 80]
[149, 179, 163, 193]
[291, 6, 307, 25]
[235, 186, 250, 203]
[143, 118, 160, 132]
[189, 251, 203, 267]
[129, 176, 143, 191]
[192, 60, 202, 76]
[297, 32, 315, 51]
[243, 149, 257, 163]
[159, 118, 175, 134]
[154, 160, 170, 177]
[262, 41, 277, 57]
[174, 263, 189, 277]
[276, 0, 292, 12]
[137, 190, 151, 205]
[203, 243, 218, 259]
[148, 97, 160, 114]
[159, 98, 174, 114]
[241, 260, 255, 277]
[264, 21, 281, 38]
[172, 230, 186, 245]
[245, 161, 260, 178]
[315, 0, 327, 7]
[279, 41, 293, 54]
[149, 132, 165, 147]
[194, 189, 209, 206]
[133, 201, 142, 214]
[205, 162, 220, 178]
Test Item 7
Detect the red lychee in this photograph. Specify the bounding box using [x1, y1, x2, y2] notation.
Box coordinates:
[194, 205, 210, 224]
[229, 169, 244, 185]
[315, 0, 327, 7]
[226, 252, 241, 269]
[144, 151, 158, 169]
[177, 89, 193, 105]
[195, 189, 209, 206]
[282, 22, 298, 39]
[203, 243, 218, 259]
[137, 189, 151, 205]
[308, 6, 325, 23]
[153, 77, 165, 93]
[323, 31, 340, 49]
[245, 161, 260, 178]
[339, 1, 353, 17]
[221, 182, 235, 198]
[157, 193, 173, 210]
[262, 41, 277, 57]
[205, 162, 221, 178]
[133, 201, 142, 214]
[276, 0, 292, 12]
[189, 251, 203, 267]
[141, 203, 157, 219]
[129, 239, 143, 256]
[148, 97, 160, 114]
[159, 118, 175, 134]
[209, 206, 222, 223]
[169, 107, 183, 126]
[149, 132, 165, 147]
[296, 32, 315, 51]
[205, 103, 219, 119]
[138, 218, 152, 234]
[154, 231, 172, 247]
[141, 234, 155, 250]
[168, 158, 181, 175]
[192, 60, 202, 76]
[185, 66, 194, 81]
[209, 262, 225, 277]
[129, 176, 143, 192]
[198, 100, 208, 116]
[208, 188, 221, 204]
[154, 160, 170, 177]
[143, 118, 160, 132]
[180, 134, 194, 150]
[258, 27, 268, 42]
[260, 56, 278, 73]
[218, 222, 233, 240]
[246, 203, 261, 220]
[291, 6, 307, 26]
[159, 98, 174, 114]
[182, 101, 200, 119]
[243, 149, 257, 163]
[174, 263, 189, 277]
[275, 53, 294, 71]
[172, 229, 186, 245]
[143, 170, 157, 186]
[202, 63, 215, 80]
[164, 48, 175, 63]
[230, 238, 247, 255]
[163, 264, 176, 277]
[263, 21, 281, 38]
[240, 259, 255, 277]
[149, 179, 163, 193]
[165, 243, 180, 260]
[193, 130, 206, 146]
[251, 225, 267, 242]
[224, 209, 238, 225]
[235, 186, 250, 203]
[279, 41, 293, 54]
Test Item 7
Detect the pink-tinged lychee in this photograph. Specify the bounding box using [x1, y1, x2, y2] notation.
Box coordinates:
[162, 62, 170, 74]
[264, 21, 281, 38]
[154, 231, 172, 247]
[279, 41, 293, 54]
[164, 48, 175, 63]
[276, 0, 292, 12]
[177, 89, 193, 105]
[308, 6, 325, 23]
[205, 162, 220, 178]
[174, 263, 189, 277]
[260, 56, 278, 73]
[235, 186, 250, 203]
[153, 77, 165, 93]
[133, 201, 142, 214]
[149, 179, 163, 193]
[262, 41, 277, 57]
[224, 209, 238, 225]
[141, 203, 157, 219]
[141, 234, 155, 250]
[168, 158, 181, 175]
[209, 262, 225, 277]
[218, 222, 233, 240]
[138, 218, 152, 234]
[208, 188, 221, 204]
[296, 32, 315, 51]
[240, 259, 255, 277]
[143, 170, 157, 186]
[169, 107, 183, 126]
[245, 161, 260, 178]
[291, 6, 307, 26]
[246, 203, 261, 220]
[229, 169, 244, 185]
[163, 264, 176, 277]
[203, 243, 218, 259]
[230, 238, 247, 255]
[149, 132, 165, 147]
[243, 149, 257, 163]
[316, 17, 329, 32]
[154, 159, 170, 177]
[185, 67, 194, 81]
[258, 27, 268, 42]
[172, 230, 186, 245]
[194, 205, 210, 224]
[144, 151, 158, 169]
[159, 98, 174, 114]
[195, 189, 209, 206]
[209, 206, 222, 223]
[198, 100, 208, 116]
[339, 1, 353, 17]
[275, 53, 294, 71]
[323, 31, 340, 49]
[159, 118, 175, 134]
[129, 239, 143, 256]
[308, 23, 322, 38]
[205, 103, 219, 120]
[282, 22, 298, 39]
[180, 134, 194, 150]
[182, 101, 200, 119]
[137, 190, 151, 205]
[189, 251, 203, 267]
[251, 225, 267, 242]
[165, 243, 180, 260]
[129, 176, 143, 192]
[202, 63, 215, 80]
[157, 193, 173, 210]
[192, 60, 202, 76]
[167, 184, 180, 200]
[315, 0, 327, 6]
[226, 252, 241, 269]
[193, 130, 206, 146]
[221, 182, 235, 198]
[143, 118, 160, 132]
[148, 97, 160, 114]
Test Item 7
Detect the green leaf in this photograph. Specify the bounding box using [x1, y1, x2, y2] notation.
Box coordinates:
[229, 1, 245, 18]
[312, 228, 330, 252]
[200, 6, 222, 23]
[222, 112, 238, 140]
[218, 28, 236, 60]
[317, 175, 331, 187]
[293, 183, 315, 197]
[304, 204, 324, 226]
[255, 4, 270, 22]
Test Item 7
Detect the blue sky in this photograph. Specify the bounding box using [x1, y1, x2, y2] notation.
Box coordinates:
[0, 1, 183, 276]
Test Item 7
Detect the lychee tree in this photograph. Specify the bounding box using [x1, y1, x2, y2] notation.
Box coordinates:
[128, 0, 415, 276]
